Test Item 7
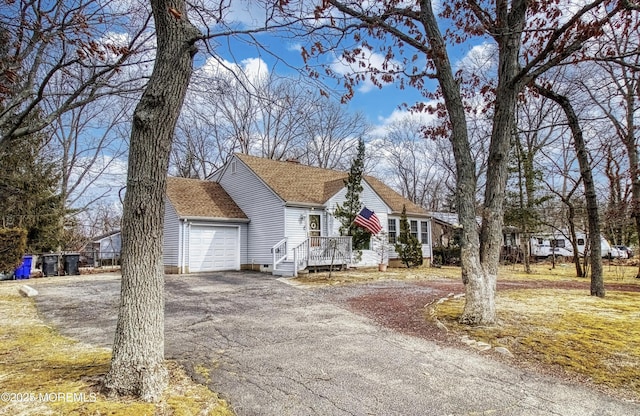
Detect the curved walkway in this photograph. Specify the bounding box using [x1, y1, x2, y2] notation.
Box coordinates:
[33, 272, 639, 415]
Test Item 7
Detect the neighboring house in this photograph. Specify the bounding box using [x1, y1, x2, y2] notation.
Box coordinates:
[431, 212, 462, 248]
[91, 230, 122, 264]
[164, 154, 432, 276]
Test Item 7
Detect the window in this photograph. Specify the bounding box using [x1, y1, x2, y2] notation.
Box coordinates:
[553, 239, 565, 248]
[231, 160, 237, 174]
[410, 220, 418, 239]
[388, 219, 397, 244]
[308, 214, 321, 237]
[577, 238, 585, 246]
[421, 221, 429, 244]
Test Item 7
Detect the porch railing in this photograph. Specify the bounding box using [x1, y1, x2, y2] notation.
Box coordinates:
[274, 236, 353, 277]
[293, 240, 309, 276]
[272, 238, 287, 269]
[308, 236, 352, 267]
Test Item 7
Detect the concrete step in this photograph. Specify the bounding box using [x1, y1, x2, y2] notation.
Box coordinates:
[273, 261, 296, 277]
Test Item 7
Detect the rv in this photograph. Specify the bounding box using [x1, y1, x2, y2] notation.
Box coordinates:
[530, 232, 621, 259]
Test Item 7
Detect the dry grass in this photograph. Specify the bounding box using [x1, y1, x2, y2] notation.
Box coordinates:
[296, 262, 640, 286]
[435, 289, 640, 399]
[0, 283, 234, 416]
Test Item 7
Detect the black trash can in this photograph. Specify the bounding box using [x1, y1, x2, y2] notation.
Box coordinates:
[41, 254, 59, 277]
[63, 253, 80, 275]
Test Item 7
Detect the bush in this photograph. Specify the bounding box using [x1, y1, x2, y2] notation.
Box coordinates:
[394, 205, 423, 268]
[0, 228, 27, 272]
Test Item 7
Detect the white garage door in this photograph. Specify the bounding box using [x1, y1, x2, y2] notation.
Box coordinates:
[189, 225, 239, 272]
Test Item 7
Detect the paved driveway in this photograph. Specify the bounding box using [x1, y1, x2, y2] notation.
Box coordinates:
[34, 272, 639, 416]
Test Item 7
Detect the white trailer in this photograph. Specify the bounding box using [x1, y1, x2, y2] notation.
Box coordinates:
[530, 232, 620, 259]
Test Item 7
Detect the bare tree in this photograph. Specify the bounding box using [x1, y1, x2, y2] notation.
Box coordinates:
[301, 100, 370, 169]
[256, 74, 311, 160]
[102, 0, 202, 400]
[296, 0, 628, 323]
[581, 17, 640, 274]
[49, 95, 132, 211]
[0, 0, 152, 146]
[381, 116, 450, 210]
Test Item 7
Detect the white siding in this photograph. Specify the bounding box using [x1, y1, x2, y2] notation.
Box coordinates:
[284, 207, 309, 256]
[218, 156, 285, 265]
[284, 207, 332, 257]
[99, 234, 121, 260]
[386, 216, 432, 261]
[163, 200, 181, 268]
[325, 182, 389, 267]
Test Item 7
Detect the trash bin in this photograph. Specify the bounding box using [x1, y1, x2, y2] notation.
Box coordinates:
[41, 254, 59, 277]
[62, 253, 80, 275]
[14, 255, 33, 279]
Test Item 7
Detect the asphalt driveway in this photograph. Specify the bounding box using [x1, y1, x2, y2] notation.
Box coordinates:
[33, 271, 639, 415]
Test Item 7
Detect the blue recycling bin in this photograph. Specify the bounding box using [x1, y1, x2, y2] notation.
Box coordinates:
[14, 255, 33, 279]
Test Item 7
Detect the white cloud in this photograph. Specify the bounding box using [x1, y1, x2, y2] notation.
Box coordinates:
[370, 105, 439, 139]
[68, 155, 128, 210]
[330, 47, 401, 93]
[196, 56, 269, 83]
[455, 42, 497, 76]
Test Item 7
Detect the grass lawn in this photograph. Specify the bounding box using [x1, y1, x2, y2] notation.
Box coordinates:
[0, 281, 234, 416]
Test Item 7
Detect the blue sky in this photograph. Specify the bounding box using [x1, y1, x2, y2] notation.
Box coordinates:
[204, 21, 449, 132]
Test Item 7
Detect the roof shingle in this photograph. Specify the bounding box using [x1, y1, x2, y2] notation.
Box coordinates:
[235, 154, 429, 216]
[166, 177, 247, 219]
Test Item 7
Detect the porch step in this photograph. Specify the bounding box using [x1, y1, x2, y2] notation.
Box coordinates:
[273, 261, 296, 277]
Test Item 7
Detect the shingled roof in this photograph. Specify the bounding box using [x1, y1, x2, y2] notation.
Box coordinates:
[235, 154, 429, 216]
[166, 177, 248, 220]
[364, 175, 428, 216]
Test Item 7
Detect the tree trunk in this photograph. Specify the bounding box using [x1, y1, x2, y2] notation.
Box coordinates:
[103, 0, 200, 401]
[566, 202, 584, 277]
[535, 85, 604, 297]
[418, 3, 496, 324]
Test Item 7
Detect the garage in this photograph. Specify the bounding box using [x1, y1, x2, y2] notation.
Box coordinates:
[189, 225, 240, 272]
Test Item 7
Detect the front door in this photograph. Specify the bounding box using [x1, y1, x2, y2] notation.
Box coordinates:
[308, 214, 321, 246]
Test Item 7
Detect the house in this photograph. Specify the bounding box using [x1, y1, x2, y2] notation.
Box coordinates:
[163, 154, 432, 276]
[91, 230, 122, 265]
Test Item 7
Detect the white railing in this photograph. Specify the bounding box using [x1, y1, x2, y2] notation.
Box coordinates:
[274, 236, 352, 277]
[272, 238, 288, 269]
[293, 240, 309, 276]
[308, 236, 352, 267]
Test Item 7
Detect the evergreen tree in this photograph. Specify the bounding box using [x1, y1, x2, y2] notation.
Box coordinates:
[394, 205, 423, 268]
[333, 138, 371, 250]
[0, 126, 63, 252]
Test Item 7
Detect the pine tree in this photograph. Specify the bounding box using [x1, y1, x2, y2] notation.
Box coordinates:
[394, 205, 423, 268]
[0, 126, 63, 252]
[333, 138, 371, 250]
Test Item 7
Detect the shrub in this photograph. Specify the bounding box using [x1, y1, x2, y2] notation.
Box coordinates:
[394, 205, 423, 268]
[0, 228, 27, 272]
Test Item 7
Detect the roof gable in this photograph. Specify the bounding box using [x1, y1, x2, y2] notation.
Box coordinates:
[166, 177, 247, 219]
[235, 154, 347, 205]
[364, 176, 428, 216]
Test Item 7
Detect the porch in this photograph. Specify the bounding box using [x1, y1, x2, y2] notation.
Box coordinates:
[272, 236, 352, 277]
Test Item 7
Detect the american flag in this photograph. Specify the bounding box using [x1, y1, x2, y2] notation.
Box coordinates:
[354, 207, 382, 234]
